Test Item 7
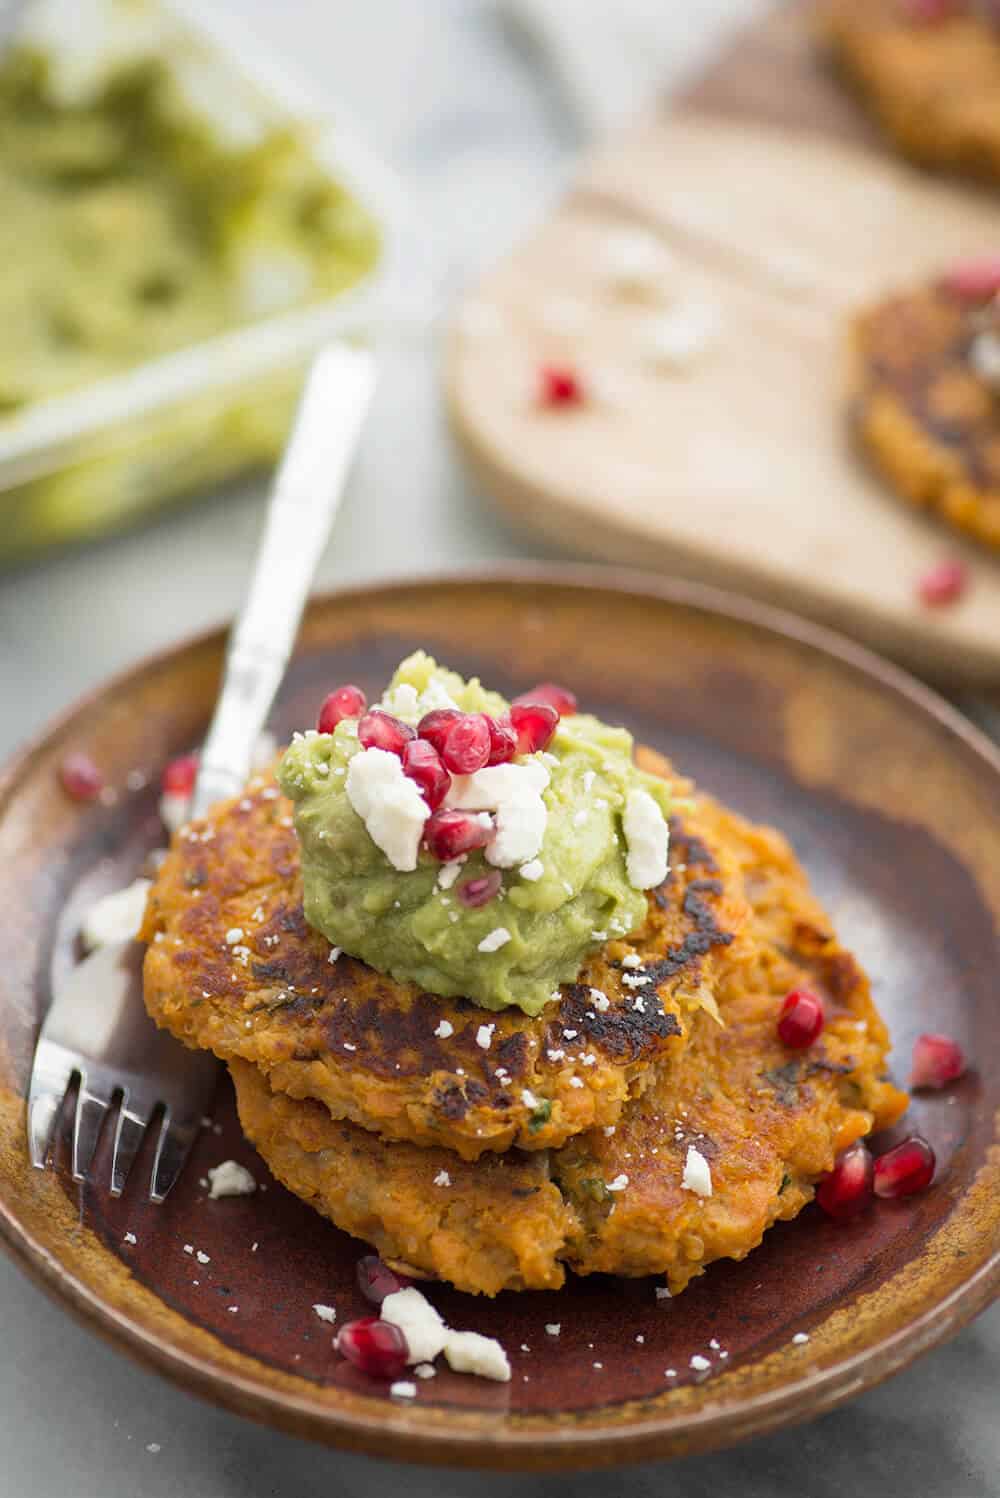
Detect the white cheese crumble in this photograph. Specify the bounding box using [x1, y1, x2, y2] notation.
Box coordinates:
[655, 1286, 672, 1301]
[433, 1170, 452, 1187]
[521, 1088, 540, 1110]
[390, 1381, 418, 1399]
[445, 761, 550, 869]
[622, 954, 642, 969]
[312, 1304, 337, 1324]
[792, 1333, 810, 1345]
[381, 1287, 448, 1365]
[971, 331, 1000, 388]
[589, 988, 610, 1011]
[690, 1354, 711, 1372]
[123, 1231, 137, 1245]
[328, 946, 342, 964]
[519, 858, 544, 882]
[346, 747, 428, 872]
[225, 927, 244, 946]
[434, 1019, 454, 1039]
[195, 1251, 210, 1265]
[414, 1363, 437, 1379]
[475, 1023, 496, 1049]
[80, 878, 152, 950]
[444, 1331, 512, 1383]
[437, 858, 465, 891]
[607, 1174, 629, 1192]
[623, 788, 670, 889]
[682, 1145, 713, 1197]
[545, 1323, 561, 1336]
[477, 928, 511, 954]
[207, 1160, 256, 1199]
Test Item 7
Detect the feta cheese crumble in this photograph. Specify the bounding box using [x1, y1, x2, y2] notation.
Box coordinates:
[434, 1019, 454, 1039]
[477, 928, 511, 954]
[444, 1331, 512, 1383]
[690, 1354, 711, 1372]
[475, 1023, 495, 1050]
[792, 1333, 810, 1345]
[380, 1287, 448, 1365]
[623, 788, 670, 889]
[445, 761, 549, 868]
[682, 1145, 713, 1197]
[390, 1381, 418, 1399]
[207, 1160, 256, 1199]
[437, 858, 465, 891]
[607, 1174, 629, 1192]
[433, 1170, 452, 1188]
[346, 747, 428, 872]
[80, 878, 152, 950]
[312, 1304, 337, 1324]
[519, 858, 544, 882]
[545, 1323, 561, 1336]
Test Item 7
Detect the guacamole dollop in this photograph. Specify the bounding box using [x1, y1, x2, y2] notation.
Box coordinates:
[278, 653, 673, 1016]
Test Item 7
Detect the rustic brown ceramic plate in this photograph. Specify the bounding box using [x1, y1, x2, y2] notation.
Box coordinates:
[0, 568, 997, 1470]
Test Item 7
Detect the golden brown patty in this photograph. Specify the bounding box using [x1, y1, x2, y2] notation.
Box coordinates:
[229, 796, 908, 1296]
[818, 0, 1000, 181]
[850, 276, 1000, 549]
[141, 755, 749, 1160]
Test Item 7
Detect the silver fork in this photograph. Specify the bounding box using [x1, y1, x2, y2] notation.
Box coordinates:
[27, 343, 377, 1201]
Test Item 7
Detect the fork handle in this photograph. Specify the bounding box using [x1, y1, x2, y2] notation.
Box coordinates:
[190, 345, 376, 820]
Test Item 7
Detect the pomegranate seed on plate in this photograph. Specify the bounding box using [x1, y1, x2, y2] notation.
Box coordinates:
[335, 1317, 409, 1379]
[512, 682, 578, 717]
[457, 869, 503, 908]
[484, 714, 517, 766]
[538, 364, 584, 407]
[941, 254, 1000, 300]
[509, 701, 558, 755]
[416, 709, 462, 754]
[357, 709, 416, 758]
[161, 753, 199, 796]
[59, 752, 104, 802]
[816, 1140, 874, 1220]
[777, 989, 825, 1049]
[357, 1253, 409, 1306]
[873, 1136, 936, 1198]
[910, 1032, 966, 1090]
[423, 809, 494, 861]
[917, 559, 968, 607]
[401, 739, 451, 810]
[318, 684, 367, 733]
[440, 714, 491, 775]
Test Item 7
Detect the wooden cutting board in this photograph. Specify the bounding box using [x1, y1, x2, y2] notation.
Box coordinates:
[445, 3, 1000, 686]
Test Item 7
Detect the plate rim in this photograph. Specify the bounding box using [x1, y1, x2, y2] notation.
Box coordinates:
[1, 561, 998, 1470]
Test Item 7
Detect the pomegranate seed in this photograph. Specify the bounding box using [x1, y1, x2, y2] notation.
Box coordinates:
[440, 713, 491, 775]
[509, 701, 558, 755]
[161, 753, 199, 796]
[816, 1140, 874, 1220]
[910, 1032, 967, 1090]
[401, 738, 451, 810]
[335, 1317, 409, 1379]
[777, 989, 825, 1049]
[318, 684, 367, 734]
[941, 254, 1000, 300]
[484, 714, 517, 766]
[457, 869, 503, 908]
[356, 1253, 409, 1306]
[900, 0, 965, 21]
[357, 709, 416, 758]
[538, 364, 584, 407]
[59, 752, 104, 802]
[917, 559, 968, 607]
[512, 682, 578, 717]
[423, 808, 494, 861]
[873, 1136, 936, 1198]
[416, 709, 463, 754]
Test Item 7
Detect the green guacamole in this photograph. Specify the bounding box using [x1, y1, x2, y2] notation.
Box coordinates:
[278, 653, 674, 1017]
[0, 47, 379, 415]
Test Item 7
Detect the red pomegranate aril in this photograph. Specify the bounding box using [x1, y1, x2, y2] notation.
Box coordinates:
[59, 751, 104, 802]
[457, 869, 503, 908]
[484, 714, 517, 766]
[423, 809, 494, 861]
[512, 682, 578, 717]
[900, 0, 965, 21]
[356, 1253, 409, 1306]
[941, 254, 1000, 300]
[401, 739, 451, 810]
[440, 713, 491, 775]
[161, 752, 199, 796]
[416, 709, 463, 754]
[816, 1140, 874, 1220]
[357, 709, 416, 758]
[335, 1317, 409, 1379]
[538, 364, 584, 407]
[917, 559, 968, 607]
[873, 1136, 936, 1198]
[317, 684, 367, 734]
[777, 988, 825, 1049]
[509, 701, 558, 755]
[910, 1032, 966, 1090]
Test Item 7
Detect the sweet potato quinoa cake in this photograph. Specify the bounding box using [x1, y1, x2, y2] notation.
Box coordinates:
[140, 654, 909, 1300]
[818, 0, 1000, 182]
[851, 259, 1000, 549]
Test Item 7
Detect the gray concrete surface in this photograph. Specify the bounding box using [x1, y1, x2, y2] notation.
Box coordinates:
[0, 2, 996, 1494]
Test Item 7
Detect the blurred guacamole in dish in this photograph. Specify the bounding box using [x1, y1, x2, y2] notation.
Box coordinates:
[0, 47, 379, 417]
